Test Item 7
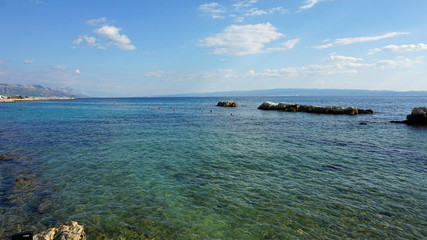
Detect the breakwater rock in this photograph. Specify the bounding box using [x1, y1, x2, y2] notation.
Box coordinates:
[34, 221, 86, 240]
[258, 101, 374, 115]
[392, 107, 427, 125]
[217, 100, 238, 107]
[407, 107, 427, 125]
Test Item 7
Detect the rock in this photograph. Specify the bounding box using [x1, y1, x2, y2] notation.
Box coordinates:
[0, 152, 19, 161]
[358, 109, 374, 114]
[258, 101, 278, 110]
[258, 102, 374, 116]
[217, 100, 237, 107]
[406, 107, 427, 125]
[16, 177, 30, 184]
[33, 221, 86, 240]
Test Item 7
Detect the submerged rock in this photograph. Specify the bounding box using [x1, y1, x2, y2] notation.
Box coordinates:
[258, 102, 374, 116]
[33, 221, 86, 240]
[217, 100, 238, 107]
[0, 152, 19, 161]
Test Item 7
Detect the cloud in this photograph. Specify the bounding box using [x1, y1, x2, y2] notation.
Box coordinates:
[239, 55, 422, 79]
[53, 65, 67, 70]
[266, 38, 300, 52]
[73, 18, 135, 51]
[198, 2, 226, 19]
[93, 25, 136, 50]
[232, 0, 259, 10]
[368, 43, 427, 54]
[0, 60, 5, 64]
[315, 32, 409, 49]
[199, 1, 287, 22]
[325, 53, 364, 62]
[144, 70, 166, 77]
[375, 56, 423, 69]
[298, 0, 320, 11]
[199, 23, 296, 55]
[86, 17, 107, 26]
[75, 69, 81, 74]
[245, 7, 288, 16]
[24, 60, 34, 64]
[72, 35, 104, 49]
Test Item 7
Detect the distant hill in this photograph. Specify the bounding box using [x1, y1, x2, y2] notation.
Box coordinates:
[0, 83, 87, 97]
[162, 88, 427, 97]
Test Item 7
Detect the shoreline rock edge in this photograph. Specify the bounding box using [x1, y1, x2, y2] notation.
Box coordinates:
[33, 221, 86, 240]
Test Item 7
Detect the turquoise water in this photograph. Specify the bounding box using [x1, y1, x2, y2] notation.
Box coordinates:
[0, 97, 426, 239]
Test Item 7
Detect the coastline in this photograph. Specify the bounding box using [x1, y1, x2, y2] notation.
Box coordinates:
[0, 97, 75, 103]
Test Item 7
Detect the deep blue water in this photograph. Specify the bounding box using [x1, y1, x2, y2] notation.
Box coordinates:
[0, 97, 426, 239]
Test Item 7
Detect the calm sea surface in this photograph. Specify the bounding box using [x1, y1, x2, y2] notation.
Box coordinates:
[0, 96, 426, 239]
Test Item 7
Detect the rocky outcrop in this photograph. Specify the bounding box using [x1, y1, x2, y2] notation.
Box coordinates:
[258, 101, 373, 116]
[33, 221, 86, 240]
[217, 100, 238, 107]
[392, 107, 427, 125]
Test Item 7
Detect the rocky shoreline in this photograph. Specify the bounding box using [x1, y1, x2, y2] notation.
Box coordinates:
[258, 101, 374, 115]
[0, 97, 75, 103]
[12, 221, 86, 240]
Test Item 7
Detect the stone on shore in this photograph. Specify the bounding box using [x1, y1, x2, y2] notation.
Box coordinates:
[217, 100, 238, 107]
[405, 107, 427, 125]
[33, 221, 86, 240]
[258, 102, 373, 116]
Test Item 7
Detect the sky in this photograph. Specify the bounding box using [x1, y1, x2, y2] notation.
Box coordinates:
[1, 0, 427, 97]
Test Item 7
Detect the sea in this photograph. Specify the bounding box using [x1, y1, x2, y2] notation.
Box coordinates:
[0, 96, 426, 239]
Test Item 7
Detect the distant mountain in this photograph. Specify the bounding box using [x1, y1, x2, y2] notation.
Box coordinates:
[162, 88, 427, 97]
[0, 83, 88, 97]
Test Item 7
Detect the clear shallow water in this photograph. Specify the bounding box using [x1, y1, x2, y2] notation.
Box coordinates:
[0, 97, 426, 239]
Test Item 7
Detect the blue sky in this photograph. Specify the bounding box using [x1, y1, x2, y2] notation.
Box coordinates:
[1, 0, 426, 96]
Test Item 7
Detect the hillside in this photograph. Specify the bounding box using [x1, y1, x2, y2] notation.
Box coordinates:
[0, 83, 87, 97]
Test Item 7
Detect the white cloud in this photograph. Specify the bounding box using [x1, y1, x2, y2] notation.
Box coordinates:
[375, 56, 423, 69]
[199, 1, 287, 22]
[232, 0, 259, 10]
[368, 43, 427, 54]
[73, 19, 135, 51]
[72, 35, 103, 49]
[299, 0, 320, 10]
[243, 56, 422, 78]
[94, 25, 136, 50]
[75, 69, 81, 74]
[86, 17, 107, 26]
[315, 32, 409, 49]
[144, 70, 166, 77]
[325, 53, 364, 62]
[266, 38, 300, 52]
[53, 65, 67, 70]
[245, 7, 288, 16]
[199, 23, 297, 55]
[24, 60, 34, 64]
[198, 3, 226, 19]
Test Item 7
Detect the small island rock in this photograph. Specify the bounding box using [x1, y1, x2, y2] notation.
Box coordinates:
[406, 107, 427, 125]
[217, 100, 238, 107]
[258, 102, 373, 116]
